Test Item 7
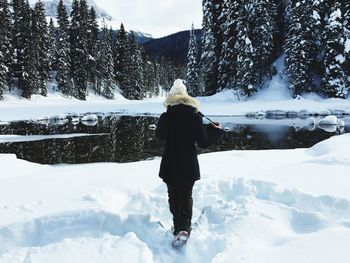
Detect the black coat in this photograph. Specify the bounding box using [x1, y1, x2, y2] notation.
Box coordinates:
[155, 104, 223, 184]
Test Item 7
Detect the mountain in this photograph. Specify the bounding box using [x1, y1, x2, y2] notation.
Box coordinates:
[103, 21, 154, 44]
[29, 0, 153, 43]
[142, 29, 202, 65]
[132, 31, 154, 44]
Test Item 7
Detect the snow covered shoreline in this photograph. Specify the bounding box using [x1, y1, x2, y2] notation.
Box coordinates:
[1, 134, 350, 262]
[1, 90, 350, 121]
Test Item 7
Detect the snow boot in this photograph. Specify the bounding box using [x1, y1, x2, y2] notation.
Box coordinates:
[172, 230, 189, 248]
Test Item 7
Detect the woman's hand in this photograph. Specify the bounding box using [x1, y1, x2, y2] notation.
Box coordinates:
[211, 122, 222, 129]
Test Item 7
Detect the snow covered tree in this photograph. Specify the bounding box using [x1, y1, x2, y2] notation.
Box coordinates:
[343, 0, 350, 83]
[249, 0, 277, 85]
[124, 32, 144, 100]
[48, 18, 57, 78]
[97, 24, 116, 99]
[69, 0, 89, 100]
[186, 23, 200, 96]
[310, 0, 324, 81]
[56, 0, 71, 95]
[0, 47, 7, 99]
[0, 0, 13, 92]
[218, 0, 241, 91]
[22, 1, 38, 99]
[11, 0, 27, 92]
[158, 57, 171, 90]
[142, 56, 157, 97]
[218, 0, 277, 96]
[112, 24, 146, 99]
[201, 0, 223, 95]
[69, 0, 81, 97]
[33, 0, 50, 96]
[87, 6, 99, 90]
[113, 23, 128, 87]
[285, 0, 319, 96]
[235, 3, 257, 96]
[323, 2, 348, 98]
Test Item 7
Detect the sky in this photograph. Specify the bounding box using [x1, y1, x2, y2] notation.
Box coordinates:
[93, 0, 203, 38]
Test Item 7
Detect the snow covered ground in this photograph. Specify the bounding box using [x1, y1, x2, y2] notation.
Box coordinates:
[1, 74, 350, 262]
[0, 134, 350, 263]
[1, 83, 350, 122]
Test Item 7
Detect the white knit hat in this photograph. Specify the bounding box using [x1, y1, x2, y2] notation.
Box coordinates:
[168, 79, 188, 97]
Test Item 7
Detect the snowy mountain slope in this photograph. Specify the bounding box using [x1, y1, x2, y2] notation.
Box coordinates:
[29, 0, 112, 20]
[0, 134, 350, 262]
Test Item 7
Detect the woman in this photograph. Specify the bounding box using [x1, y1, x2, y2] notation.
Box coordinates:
[155, 79, 223, 246]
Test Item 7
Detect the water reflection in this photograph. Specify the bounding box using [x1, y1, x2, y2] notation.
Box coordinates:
[0, 114, 348, 164]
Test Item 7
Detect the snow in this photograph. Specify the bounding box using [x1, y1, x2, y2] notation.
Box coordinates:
[1, 134, 350, 262]
[317, 115, 338, 126]
[330, 8, 342, 21]
[345, 38, 350, 53]
[312, 10, 320, 21]
[0, 134, 108, 143]
[252, 54, 291, 101]
[80, 114, 99, 126]
[2, 84, 350, 122]
[335, 54, 345, 64]
[1, 54, 350, 261]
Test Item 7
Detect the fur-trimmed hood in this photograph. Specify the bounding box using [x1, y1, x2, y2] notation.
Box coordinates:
[163, 94, 200, 112]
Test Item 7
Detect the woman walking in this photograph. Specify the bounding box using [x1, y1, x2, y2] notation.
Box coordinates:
[155, 79, 223, 247]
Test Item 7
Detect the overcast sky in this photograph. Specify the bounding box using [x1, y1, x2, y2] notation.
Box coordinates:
[93, 0, 203, 38]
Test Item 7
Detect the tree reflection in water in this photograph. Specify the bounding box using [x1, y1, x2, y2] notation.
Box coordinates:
[0, 115, 347, 164]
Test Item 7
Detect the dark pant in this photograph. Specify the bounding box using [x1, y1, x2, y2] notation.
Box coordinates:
[166, 181, 195, 235]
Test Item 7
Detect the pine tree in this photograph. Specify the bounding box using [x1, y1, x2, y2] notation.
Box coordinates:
[11, 0, 21, 81]
[186, 23, 200, 96]
[87, 6, 99, 90]
[158, 57, 169, 90]
[69, 0, 80, 98]
[310, 0, 323, 87]
[97, 24, 116, 99]
[0, 47, 7, 99]
[0, 0, 13, 92]
[124, 32, 144, 100]
[274, 0, 287, 55]
[57, 0, 71, 95]
[201, 0, 223, 95]
[113, 23, 128, 87]
[218, 0, 241, 91]
[235, 2, 257, 96]
[142, 56, 157, 97]
[22, 1, 38, 99]
[343, 0, 350, 83]
[29, 4, 39, 94]
[48, 18, 57, 78]
[285, 0, 318, 96]
[218, 0, 278, 96]
[12, 0, 27, 91]
[70, 0, 89, 100]
[250, 0, 277, 85]
[34, 0, 50, 96]
[323, 2, 348, 98]
[77, 0, 89, 99]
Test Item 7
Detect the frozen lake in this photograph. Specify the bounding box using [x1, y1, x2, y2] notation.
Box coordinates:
[0, 113, 349, 164]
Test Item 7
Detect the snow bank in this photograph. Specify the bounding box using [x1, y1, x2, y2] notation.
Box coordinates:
[1, 135, 350, 262]
[318, 115, 338, 125]
[0, 134, 107, 143]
